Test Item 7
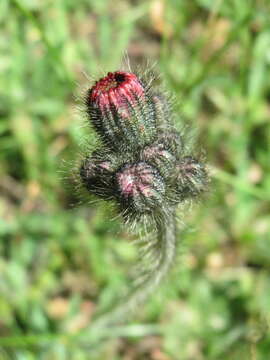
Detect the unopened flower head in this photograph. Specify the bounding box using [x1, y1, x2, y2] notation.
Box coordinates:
[86, 71, 157, 151]
[116, 161, 165, 214]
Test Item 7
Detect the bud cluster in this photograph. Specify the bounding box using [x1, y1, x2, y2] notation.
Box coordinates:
[81, 71, 208, 220]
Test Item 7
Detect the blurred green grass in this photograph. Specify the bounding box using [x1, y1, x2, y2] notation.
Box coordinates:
[1, 0, 270, 359]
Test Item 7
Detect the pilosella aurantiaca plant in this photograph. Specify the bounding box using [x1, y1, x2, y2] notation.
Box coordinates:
[79, 70, 208, 327]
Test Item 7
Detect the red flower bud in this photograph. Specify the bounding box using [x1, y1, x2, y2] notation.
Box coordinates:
[86, 71, 157, 150]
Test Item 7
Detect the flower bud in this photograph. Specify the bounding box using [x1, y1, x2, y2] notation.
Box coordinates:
[116, 162, 166, 215]
[175, 156, 208, 200]
[86, 71, 157, 151]
[80, 156, 115, 199]
[142, 143, 176, 179]
[157, 130, 183, 156]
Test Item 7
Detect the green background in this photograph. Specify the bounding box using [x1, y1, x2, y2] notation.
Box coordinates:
[0, 0, 270, 359]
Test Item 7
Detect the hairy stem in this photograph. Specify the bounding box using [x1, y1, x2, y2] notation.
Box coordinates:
[92, 209, 177, 329]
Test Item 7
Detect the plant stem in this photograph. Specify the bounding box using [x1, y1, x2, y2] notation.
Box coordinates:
[91, 209, 177, 330]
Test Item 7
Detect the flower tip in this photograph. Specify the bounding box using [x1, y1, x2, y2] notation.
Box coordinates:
[88, 71, 144, 110]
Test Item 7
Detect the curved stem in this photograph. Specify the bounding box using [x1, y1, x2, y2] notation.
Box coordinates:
[92, 209, 177, 329]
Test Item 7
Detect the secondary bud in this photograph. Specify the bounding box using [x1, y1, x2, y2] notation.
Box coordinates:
[142, 143, 176, 179]
[80, 156, 115, 199]
[116, 162, 165, 215]
[175, 156, 208, 200]
[86, 71, 157, 150]
[157, 130, 183, 156]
